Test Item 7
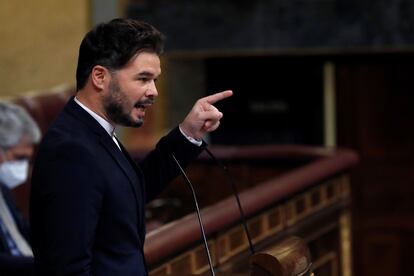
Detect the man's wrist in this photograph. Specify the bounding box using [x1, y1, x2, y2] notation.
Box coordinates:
[179, 125, 202, 146]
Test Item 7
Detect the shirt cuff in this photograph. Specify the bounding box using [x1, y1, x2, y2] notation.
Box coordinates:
[179, 126, 203, 147]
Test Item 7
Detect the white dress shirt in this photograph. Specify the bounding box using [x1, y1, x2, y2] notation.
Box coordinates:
[74, 97, 121, 150]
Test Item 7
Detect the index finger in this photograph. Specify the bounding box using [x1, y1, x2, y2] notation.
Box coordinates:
[203, 90, 233, 105]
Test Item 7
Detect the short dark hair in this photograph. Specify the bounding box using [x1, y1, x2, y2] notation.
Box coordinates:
[76, 18, 165, 91]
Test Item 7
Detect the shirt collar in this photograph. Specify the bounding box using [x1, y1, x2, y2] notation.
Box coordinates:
[74, 96, 116, 137]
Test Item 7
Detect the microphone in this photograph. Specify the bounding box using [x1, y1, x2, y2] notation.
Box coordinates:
[204, 147, 255, 255]
[171, 154, 216, 276]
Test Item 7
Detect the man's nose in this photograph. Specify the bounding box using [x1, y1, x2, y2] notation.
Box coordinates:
[146, 81, 158, 97]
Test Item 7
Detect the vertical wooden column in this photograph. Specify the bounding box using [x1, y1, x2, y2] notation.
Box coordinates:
[340, 210, 352, 276]
[323, 62, 336, 148]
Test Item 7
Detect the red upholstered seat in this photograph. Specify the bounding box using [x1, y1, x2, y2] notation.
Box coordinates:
[13, 86, 74, 134]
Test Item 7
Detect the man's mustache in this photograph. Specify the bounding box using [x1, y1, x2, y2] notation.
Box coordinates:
[134, 98, 155, 107]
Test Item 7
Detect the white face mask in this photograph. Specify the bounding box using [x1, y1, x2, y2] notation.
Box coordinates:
[0, 159, 29, 189]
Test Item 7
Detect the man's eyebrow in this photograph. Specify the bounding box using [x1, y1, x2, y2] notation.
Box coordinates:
[135, 71, 158, 78]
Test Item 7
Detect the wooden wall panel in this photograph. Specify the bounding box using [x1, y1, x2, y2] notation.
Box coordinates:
[336, 54, 414, 276]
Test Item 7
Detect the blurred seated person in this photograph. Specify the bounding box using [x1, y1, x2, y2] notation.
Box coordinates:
[0, 101, 40, 275]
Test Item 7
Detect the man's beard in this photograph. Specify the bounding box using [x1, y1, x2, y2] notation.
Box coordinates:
[103, 77, 153, 128]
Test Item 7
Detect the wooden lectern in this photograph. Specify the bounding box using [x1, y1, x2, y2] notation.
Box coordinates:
[144, 145, 356, 276]
[250, 236, 313, 276]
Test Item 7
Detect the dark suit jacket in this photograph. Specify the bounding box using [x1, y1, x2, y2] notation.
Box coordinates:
[30, 98, 204, 275]
[0, 184, 34, 276]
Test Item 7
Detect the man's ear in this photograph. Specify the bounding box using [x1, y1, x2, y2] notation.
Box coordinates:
[91, 65, 110, 91]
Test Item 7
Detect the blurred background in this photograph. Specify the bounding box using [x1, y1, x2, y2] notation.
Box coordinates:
[1, 0, 414, 275]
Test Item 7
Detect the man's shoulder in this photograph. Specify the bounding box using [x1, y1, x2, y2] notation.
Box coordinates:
[35, 113, 99, 164]
[42, 105, 96, 143]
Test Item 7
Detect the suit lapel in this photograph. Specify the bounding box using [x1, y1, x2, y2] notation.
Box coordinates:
[99, 134, 141, 196]
[98, 129, 146, 246]
[116, 139, 147, 238]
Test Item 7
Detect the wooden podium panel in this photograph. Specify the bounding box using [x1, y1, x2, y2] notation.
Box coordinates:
[144, 146, 358, 276]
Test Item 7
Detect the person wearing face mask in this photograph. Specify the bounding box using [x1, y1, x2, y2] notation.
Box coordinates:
[0, 101, 41, 275]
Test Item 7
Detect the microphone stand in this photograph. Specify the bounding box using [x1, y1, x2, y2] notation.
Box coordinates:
[204, 147, 255, 255]
[171, 154, 216, 276]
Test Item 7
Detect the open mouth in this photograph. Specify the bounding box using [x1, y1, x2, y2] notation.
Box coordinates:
[135, 100, 154, 109]
[135, 104, 146, 109]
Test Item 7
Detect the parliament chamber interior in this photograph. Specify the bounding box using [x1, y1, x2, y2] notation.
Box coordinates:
[2, 1, 414, 275]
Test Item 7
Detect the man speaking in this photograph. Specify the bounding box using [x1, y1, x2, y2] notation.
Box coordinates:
[30, 18, 232, 275]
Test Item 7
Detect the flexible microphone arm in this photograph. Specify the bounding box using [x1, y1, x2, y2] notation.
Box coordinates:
[204, 147, 256, 255]
[171, 154, 216, 276]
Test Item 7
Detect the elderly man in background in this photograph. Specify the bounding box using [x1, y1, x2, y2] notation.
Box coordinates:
[0, 101, 40, 275]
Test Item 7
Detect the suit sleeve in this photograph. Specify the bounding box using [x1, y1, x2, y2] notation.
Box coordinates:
[30, 141, 105, 276]
[2, 187, 31, 243]
[0, 253, 34, 276]
[139, 127, 206, 202]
